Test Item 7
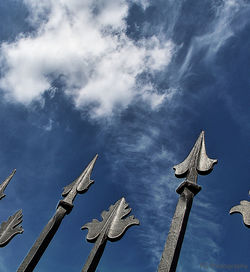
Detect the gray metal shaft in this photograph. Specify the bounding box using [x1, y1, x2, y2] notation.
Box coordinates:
[158, 182, 200, 272]
[17, 206, 68, 272]
[82, 231, 107, 272]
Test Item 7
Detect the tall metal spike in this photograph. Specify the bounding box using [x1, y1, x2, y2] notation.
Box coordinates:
[158, 131, 217, 272]
[18, 155, 98, 272]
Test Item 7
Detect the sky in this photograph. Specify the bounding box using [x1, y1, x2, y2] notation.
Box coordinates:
[0, 0, 250, 271]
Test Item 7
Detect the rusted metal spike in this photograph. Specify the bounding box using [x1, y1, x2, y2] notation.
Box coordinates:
[158, 131, 217, 272]
[230, 191, 250, 228]
[0, 169, 16, 200]
[17, 155, 98, 272]
[81, 197, 139, 272]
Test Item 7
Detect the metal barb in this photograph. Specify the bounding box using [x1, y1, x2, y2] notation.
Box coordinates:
[81, 197, 139, 272]
[18, 155, 98, 272]
[230, 191, 250, 228]
[158, 131, 217, 272]
[0, 169, 16, 200]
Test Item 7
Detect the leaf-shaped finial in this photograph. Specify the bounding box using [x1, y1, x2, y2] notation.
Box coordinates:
[0, 169, 16, 200]
[82, 197, 139, 242]
[0, 209, 24, 247]
[173, 131, 217, 183]
[230, 192, 250, 228]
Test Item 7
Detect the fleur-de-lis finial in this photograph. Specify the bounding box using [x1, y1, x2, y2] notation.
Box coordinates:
[81, 197, 139, 272]
[173, 131, 217, 184]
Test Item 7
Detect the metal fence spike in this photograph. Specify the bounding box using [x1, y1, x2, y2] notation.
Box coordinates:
[158, 131, 217, 272]
[17, 155, 98, 272]
[81, 197, 139, 272]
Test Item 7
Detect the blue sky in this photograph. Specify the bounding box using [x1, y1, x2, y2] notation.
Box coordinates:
[0, 0, 250, 271]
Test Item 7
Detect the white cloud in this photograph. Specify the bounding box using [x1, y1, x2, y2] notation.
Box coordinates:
[0, 0, 175, 118]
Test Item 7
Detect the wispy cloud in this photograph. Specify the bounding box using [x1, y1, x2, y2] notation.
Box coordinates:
[177, 0, 249, 80]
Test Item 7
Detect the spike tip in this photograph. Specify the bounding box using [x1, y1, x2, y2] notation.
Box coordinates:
[0, 169, 16, 200]
[173, 131, 217, 184]
[62, 154, 98, 197]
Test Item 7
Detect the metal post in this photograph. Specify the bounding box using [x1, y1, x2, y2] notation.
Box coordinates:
[157, 131, 217, 272]
[18, 155, 98, 272]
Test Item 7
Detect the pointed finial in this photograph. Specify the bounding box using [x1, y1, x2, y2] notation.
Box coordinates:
[60, 154, 98, 209]
[0, 169, 16, 200]
[157, 131, 217, 272]
[230, 191, 250, 228]
[77, 154, 98, 193]
[173, 131, 217, 184]
[62, 154, 98, 196]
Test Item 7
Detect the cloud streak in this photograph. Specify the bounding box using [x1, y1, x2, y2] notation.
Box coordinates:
[177, 0, 249, 81]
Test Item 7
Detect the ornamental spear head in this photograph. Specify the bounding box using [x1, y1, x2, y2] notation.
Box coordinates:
[82, 197, 139, 242]
[81, 198, 139, 272]
[62, 154, 98, 196]
[230, 191, 250, 228]
[0, 169, 16, 200]
[173, 131, 217, 184]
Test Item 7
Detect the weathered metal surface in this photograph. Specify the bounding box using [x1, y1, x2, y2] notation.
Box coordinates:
[0, 209, 23, 247]
[0, 169, 23, 247]
[81, 197, 139, 272]
[158, 131, 217, 272]
[0, 169, 16, 200]
[173, 131, 217, 184]
[230, 191, 250, 228]
[17, 155, 98, 272]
